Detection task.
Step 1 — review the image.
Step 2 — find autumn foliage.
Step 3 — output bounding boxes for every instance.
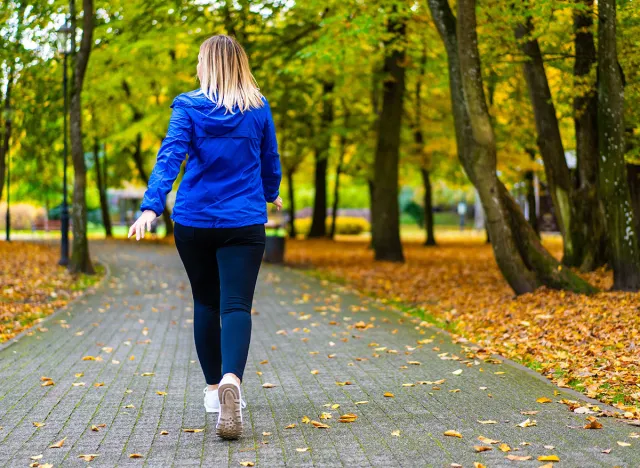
[286,235,640,418]
[0,242,102,342]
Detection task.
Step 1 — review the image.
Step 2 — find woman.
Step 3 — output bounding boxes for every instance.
[128,35,282,440]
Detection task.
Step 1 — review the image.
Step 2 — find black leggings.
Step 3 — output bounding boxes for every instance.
[173,222,265,384]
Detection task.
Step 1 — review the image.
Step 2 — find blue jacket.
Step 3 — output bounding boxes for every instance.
[140,89,282,228]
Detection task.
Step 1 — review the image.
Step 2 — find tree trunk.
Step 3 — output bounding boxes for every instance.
[287,169,297,238]
[309,81,334,238]
[0,1,25,202]
[421,168,436,246]
[329,135,345,240]
[69,0,95,274]
[93,139,112,238]
[131,133,174,236]
[524,169,538,235]
[367,179,375,250]
[573,0,607,271]
[515,15,582,266]
[428,0,595,294]
[372,7,406,262]
[597,0,640,290]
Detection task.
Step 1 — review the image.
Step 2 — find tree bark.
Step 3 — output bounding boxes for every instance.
[573,0,607,271]
[372,7,406,262]
[287,169,297,238]
[420,168,436,246]
[93,139,112,238]
[428,0,595,294]
[329,133,345,239]
[515,15,582,266]
[597,0,640,290]
[308,81,334,238]
[69,0,95,274]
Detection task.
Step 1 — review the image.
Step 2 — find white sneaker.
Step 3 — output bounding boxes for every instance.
[203,386,247,413]
[215,376,245,439]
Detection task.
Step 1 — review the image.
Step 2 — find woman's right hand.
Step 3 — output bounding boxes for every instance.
[272,196,283,211]
[128,210,158,240]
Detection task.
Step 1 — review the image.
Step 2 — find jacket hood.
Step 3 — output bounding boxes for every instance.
[171,90,248,137]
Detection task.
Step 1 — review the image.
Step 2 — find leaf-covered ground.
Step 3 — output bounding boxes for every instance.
[285,234,640,419]
[0,242,103,343]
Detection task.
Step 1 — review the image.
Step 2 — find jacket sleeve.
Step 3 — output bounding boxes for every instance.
[260,101,282,203]
[140,101,191,217]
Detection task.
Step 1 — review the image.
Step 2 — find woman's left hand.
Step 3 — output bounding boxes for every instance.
[272,196,283,211]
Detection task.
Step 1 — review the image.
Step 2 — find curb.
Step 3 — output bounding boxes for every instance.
[0,255,112,353]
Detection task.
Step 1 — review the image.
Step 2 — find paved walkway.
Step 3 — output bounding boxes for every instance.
[0,241,638,467]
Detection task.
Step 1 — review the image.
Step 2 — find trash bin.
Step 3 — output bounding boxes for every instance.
[264,221,286,264]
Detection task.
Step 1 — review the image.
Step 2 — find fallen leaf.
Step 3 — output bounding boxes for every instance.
[338,413,358,423]
[295,447,310,452]
[444,430,463,438]
[311,420,330,429]
[262,431,272,436]
[517,418,537,428]
[391,430,401,436]
[583,416,603,429]
[498,443,511,452]
[536,397,552,403]
[538,455,560,462]
[140,372,154,377]
[384,392,395,397]
[617,441,631,447]
[452,369,463,375]
[129,453,143,458]
[30,455,43,460]
[160,430,169,435]
[285,424,296,429]
[82,356,96,361]
[49,437,66,448]
[240,462,255,467]
[506,454,532,461]
[474,445,492,452]
[78,454,99,461]
[262,383,276,388]
[156,391,167,396]
[33,422,45,428]
[183,428,204,433]
[478,435,500,444]
[310,370,319,375]
[477,420,498,424]
[354,401,369,405]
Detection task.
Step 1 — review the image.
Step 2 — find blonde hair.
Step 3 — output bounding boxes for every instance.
[198,35,264,114]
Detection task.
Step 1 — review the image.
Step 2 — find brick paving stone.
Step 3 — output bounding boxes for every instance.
[0,240,638,468]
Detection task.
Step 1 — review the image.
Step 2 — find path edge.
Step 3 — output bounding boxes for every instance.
[0,254,112,353]
[284,264,636,423]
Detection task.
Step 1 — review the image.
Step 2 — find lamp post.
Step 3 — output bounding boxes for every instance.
[57,22,72,265]
[4,106,11,242]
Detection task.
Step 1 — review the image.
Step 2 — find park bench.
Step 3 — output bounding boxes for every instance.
[31,219,62,232]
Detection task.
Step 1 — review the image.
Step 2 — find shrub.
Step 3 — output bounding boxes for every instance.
[0,203,45,230]
[293,216,370,236]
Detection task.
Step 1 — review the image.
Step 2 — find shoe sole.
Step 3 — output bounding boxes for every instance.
[216,383,243,439]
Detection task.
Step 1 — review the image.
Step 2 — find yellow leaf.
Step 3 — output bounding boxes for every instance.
[240,462,255,467]
[129,453,144,458]
[310,370,319,375]
[407,361,421,365]
[94,382,104,387]
[538,455,560,462]
[383,392,394,397]
[41,380,55,387]
[474,463,486,468]
[78,454,99,461]
[32,422,45,428]
[160,430,169,435]
[49,437,66,448]
[474,445,492,452]
[311,420,330,429]
[30,455,43,460]
[183,428,204,433]
[141,372,155,377]
[262,383,276,388]
[295,447,310,452]
[617,441,631,447]
[444,430,462,438]
[75,372,84,378]
[517,418,537,428]
[536,397,552,403]
[506,454,532,461]
[82,356,96,361]
[452,369,463,375]
[156,391,167,396]
[301,416,310,424]
[260,360,269,364]
[262,431,272,436]
[354,401,369,405]
[498,443,511,452]
[477,435,500,444]
[477,420,497,424]
[331,404,340,409]
[285,424,296,429]
[391,430,401,436]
